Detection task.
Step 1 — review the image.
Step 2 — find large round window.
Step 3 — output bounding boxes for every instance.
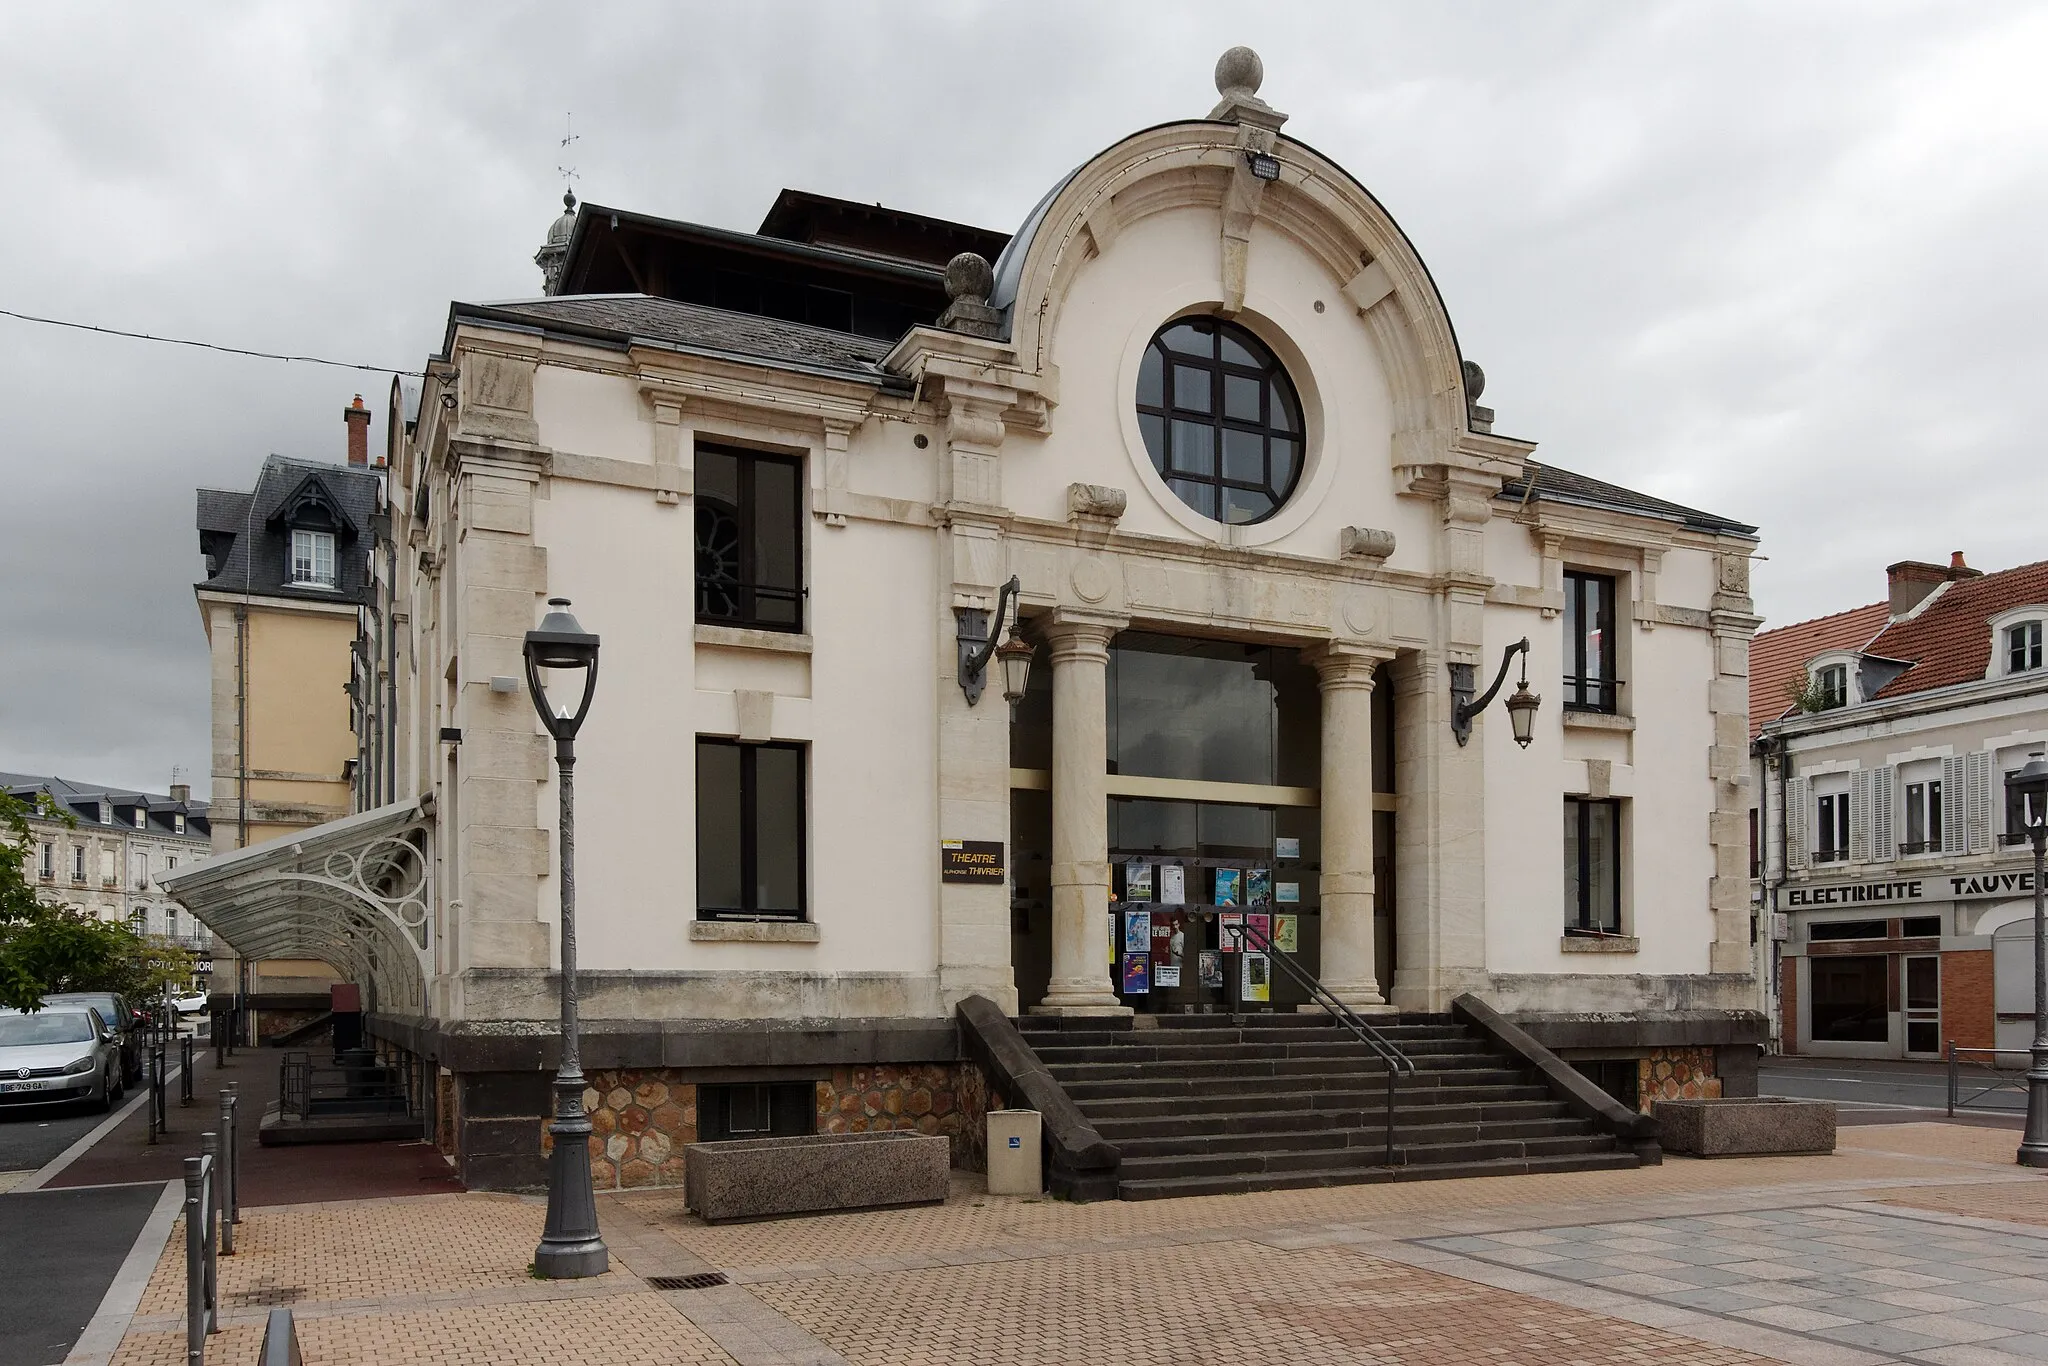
[1136,317,1303,525]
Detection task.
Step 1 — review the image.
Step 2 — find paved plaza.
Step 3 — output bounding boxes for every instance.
[98,1121,2048,1365]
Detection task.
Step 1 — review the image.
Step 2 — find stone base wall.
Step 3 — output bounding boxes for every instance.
[955,1062,1001,1174]
[254,1007,328,1044]
[1637,1046,1722,1113]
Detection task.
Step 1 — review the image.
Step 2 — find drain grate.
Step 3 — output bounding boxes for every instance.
[648,1273,729,1291]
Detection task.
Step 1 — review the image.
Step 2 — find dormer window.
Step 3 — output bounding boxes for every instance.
[1815,663,1848,711]
[291,529,337,587]
[2009,621,2043,675]
[133,806,147,829]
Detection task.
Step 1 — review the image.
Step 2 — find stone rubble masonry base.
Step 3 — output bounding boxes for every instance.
[1638,1045,1721,1114]
[1653,1096,1838,1156]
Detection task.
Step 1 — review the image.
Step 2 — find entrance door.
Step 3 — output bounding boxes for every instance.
[1904,954,1941,1058]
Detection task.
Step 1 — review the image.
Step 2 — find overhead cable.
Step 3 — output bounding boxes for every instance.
[0,305,424,377]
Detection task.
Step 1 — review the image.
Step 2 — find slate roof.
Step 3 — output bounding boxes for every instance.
[1747,602,1891,738]
[1498,461,1756,538]
[448,295,911,391]
[1865,559,2048,700]
[195,456,380,605]
[1,771,210,840]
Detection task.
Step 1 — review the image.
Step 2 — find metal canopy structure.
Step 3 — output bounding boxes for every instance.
[158,799,433,1015]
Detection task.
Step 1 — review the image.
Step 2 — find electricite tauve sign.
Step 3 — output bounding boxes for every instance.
[940,839,1005,884]
[1788,870,2039,908]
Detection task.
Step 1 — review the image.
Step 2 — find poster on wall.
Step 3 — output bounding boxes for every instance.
[1214,867,1242,906]
[1154,965,1181,987]
[1125,862,1153,903]
[1122,952,1151,994]
[1160,864,1186,906]
[1241,951,1272,1002]
[1246,912,1271,950]
[1123,909,1152,955]
[1276,881,1300,904]
[1198,950,1224,988]
[1274,913,1299,954]
[1218,911,1244,950]
[1109,911,1118,965]
[1248,868,1271,906]
[1151,911,1184,971]
[1275,836,1301,860]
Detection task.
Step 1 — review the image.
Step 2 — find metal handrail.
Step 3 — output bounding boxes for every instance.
[1948,1040,2029,1116]
[1236,919,1415,1168]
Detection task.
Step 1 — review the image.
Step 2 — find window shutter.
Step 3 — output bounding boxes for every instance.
[1871,766,1894,861]
[1967,751,1993,852]
[1942,755,1967,853]
[1786,777,1809,870]
[1850,772,1871,862]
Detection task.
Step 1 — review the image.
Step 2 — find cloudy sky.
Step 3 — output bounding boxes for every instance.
[2,2,2044,797]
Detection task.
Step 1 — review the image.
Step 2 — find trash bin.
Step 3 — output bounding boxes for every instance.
[986,1108,1042,1195]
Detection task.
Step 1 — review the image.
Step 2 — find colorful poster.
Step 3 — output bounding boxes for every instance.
[1275,836,1301,860]
[1160,863,1186,906]
[1241,951,1271,1003]
[1198,950,1224,988]
[1123,909,1152,955]
[1218,911,1244,950]
[1246,912,1271,950]
[1154,965,1182,988]
[1274,913,1299,954]
[1110,910,1118,964]
[1125,862,1153,903]
[1276,881,1300,904]
[1151,911,1183,969]
[1247,867,1271,906]
[1164,915,1187,967]
[1122,952,1151,994]
[1214,867,1242,906]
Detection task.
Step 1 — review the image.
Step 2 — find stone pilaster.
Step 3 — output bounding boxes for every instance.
[1708,548,1764,978]
[1032,612,1129,1016]
[1389,647,1491,1012]
[1305,642,1398,1014]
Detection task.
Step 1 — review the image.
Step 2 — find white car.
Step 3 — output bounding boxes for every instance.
[172,992,210,1015]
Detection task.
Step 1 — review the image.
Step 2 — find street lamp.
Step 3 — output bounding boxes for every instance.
[1450,637,1541,749]
[2005,752,2048,1168]
[523,597,608,1278]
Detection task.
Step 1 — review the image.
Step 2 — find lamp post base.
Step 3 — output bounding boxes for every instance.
[2021,1057,2048,1168]
[532,1075,608,1279]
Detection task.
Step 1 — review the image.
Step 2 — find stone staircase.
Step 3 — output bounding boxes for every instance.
[1015,1012,1642,1200]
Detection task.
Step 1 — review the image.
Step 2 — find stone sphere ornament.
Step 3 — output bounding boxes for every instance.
[944,252,995,304]
[1215,46,1264,98]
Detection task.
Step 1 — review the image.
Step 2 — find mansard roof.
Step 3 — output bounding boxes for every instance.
[194,455,379,605]
[1748,602,1890,738]
[1865,559,2048,700]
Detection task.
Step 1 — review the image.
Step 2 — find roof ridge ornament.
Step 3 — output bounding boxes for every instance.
[936,252,1003,339]
[1209,46,1287,135]
[535,189,578,296]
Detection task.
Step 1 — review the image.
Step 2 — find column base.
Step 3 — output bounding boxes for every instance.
[1030,986,1132,1017]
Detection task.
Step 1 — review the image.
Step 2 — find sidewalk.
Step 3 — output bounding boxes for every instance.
[101,1120,2048,1366]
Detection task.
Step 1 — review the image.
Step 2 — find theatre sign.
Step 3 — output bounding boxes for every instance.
[1787,870,2040,908]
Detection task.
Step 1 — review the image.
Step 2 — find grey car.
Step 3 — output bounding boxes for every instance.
[0,1007,122,1113]
[42,991,142,1087]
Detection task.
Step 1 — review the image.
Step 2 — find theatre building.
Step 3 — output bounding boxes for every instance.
[1752,554,2048,1058]
[168,51,1766,1193]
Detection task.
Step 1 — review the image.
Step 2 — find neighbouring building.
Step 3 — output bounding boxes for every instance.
[1752,553,2048,1059]
[1,772,213,954]
[170,51,1765,1191]
[191,400,384,1038]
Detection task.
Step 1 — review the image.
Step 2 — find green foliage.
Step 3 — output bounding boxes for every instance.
[1783,675,1833,715]
[0,790,158,1012]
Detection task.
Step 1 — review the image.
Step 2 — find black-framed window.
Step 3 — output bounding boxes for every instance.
[1808,919,1886,941]
[695,445,803,631]
[1816,790,1850,863]
[1814,663,1848,710]
[697,1082,816,1142]
[1748,808,1760,879]
[1811,955,1888,1042]
[1902,779,1942,856]
[1562,571,1619,712]
[1564,797,1622,934]
[2010,621,2044,675]
[1135,317,1303,526]
[696,739,806,920]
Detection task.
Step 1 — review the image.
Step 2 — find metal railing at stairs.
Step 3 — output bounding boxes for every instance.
[1236,919,1416,1168]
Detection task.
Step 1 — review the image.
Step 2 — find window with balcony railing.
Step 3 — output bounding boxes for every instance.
[1816,791,1850,863]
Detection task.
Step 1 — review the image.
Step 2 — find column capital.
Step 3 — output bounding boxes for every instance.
[1037,609,1127,662]
[1304,639,1397,689]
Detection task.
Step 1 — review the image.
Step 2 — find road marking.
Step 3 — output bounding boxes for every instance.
[61,1179,181,1366]
[11,1065,180,1194]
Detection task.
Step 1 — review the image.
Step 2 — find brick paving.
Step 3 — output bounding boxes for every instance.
[106,1120,2048,1365]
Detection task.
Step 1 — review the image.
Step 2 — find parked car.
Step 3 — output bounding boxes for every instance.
[41,991,142,1087]
[0,1006,122,1113]
[172,992,209,1016]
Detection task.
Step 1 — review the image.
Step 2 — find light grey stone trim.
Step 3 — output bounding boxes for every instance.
[689,920,821,944]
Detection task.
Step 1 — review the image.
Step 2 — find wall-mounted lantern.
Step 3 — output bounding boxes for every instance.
[957,576,1034,707]
[1450,637,1541,749]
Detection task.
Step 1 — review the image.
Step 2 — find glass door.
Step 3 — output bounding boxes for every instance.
[1904,954,1941,1058]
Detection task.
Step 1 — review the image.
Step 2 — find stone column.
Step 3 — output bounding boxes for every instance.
[1308,643,1397,1015]
[1033,613,1130,1016]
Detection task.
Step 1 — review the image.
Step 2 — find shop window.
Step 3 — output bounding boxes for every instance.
[290,528,336,587]
[1815,791,1850,863]
[697,1082,816,1142]
[1564,797,1622,934]
[695,445,803,631]
[1814,663,1848,711]
[695,739,806,921]
[2009,621,2043,675]
[1562,571,1619,712]
[1901,915,1941,938]
[1136,317,1303,525]
[1811,955,1888,1042]
[1809,919,1886,941]
[1902,779,1943,856]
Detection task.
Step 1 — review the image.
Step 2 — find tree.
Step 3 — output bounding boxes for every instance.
[0,790,148,1012]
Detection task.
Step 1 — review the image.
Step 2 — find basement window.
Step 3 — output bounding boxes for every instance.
[697,1082,816,1143]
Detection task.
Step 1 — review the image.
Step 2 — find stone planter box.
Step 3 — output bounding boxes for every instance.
[683,1130,950,1223]
[1655,1097,1836,1157]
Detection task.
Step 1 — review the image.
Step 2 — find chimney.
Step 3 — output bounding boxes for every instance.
[1948,550,1982,581]
[344,394,371,466]
[169,783,190,804]
[1886,560,1949,619]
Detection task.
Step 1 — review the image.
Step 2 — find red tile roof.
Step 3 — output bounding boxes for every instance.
[1866,560,2048,700]
[1748,602,1889,738]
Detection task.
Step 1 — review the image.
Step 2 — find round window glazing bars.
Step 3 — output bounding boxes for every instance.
[1136,317,1304,525]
